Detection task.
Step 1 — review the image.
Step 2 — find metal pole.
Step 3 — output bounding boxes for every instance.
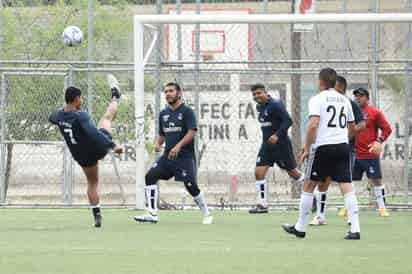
[0,0,3,60]
[87,0,94,115]
[176,0,183,84]
[291,0,302,199]
[154,0,163,151]
[263,0,269,13]
[371,0,378,107]
[0,73,7,203]
[194,0,201,166]
[403,0,411,204]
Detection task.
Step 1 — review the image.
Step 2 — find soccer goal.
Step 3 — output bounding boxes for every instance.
[134,13,412,209]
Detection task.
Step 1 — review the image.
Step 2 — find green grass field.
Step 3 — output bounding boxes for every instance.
[0,209,411,274]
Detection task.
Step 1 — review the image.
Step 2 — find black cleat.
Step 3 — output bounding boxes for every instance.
[248,204,269,214]
[107,74,121,99]
[281,224,306,238]
[344,231,360,240]
[94,214,102,228]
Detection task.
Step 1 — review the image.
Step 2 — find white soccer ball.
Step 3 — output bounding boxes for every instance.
[62,26,83,47]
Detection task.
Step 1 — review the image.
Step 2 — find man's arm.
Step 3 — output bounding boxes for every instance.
[155,135,165,152]
[368,110,392,156]
[269,101,293,144]
[302,116,319,162]
[376,110,392,142]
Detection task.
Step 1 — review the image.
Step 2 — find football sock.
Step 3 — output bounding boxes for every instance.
[145,185,158,216]
[317,191,327,219]
[255,180,268,206]
[194,192,210,217]
[295,192,313,232]
[91,205,101,217]
[374,185,386,209]
[344,192,360,233]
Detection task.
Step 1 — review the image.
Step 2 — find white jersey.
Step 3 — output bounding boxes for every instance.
[308,89,354,147]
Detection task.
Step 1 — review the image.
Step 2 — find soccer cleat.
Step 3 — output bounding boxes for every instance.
[338,208,348,217]
[248,204,269,214]
[281,224,306,238]
[133,212,158,224]
[309,216,327,226]
[379,208,390,217]
[107,74,121,99]
[344,231,360,240]
[94,214,102,228]
[202,215,214,225]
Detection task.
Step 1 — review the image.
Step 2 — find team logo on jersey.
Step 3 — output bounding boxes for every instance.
[163,115,170,122]
[182,169,187,177]
[177,113,183,120]
[169,122,175,127]
[363,114,368,120]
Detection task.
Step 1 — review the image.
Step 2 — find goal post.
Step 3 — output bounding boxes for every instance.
[134,13,412,209]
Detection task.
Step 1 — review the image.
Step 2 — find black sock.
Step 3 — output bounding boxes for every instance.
[92,207,101,217]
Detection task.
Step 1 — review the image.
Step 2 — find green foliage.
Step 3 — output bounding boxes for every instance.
[1,2,153,149]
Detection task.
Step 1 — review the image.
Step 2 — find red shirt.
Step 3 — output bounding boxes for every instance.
[355,104,392,159]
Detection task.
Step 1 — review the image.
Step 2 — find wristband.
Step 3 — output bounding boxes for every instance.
[376,137,384,143]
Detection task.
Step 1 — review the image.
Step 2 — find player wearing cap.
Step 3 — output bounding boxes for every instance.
[352,87,392,217]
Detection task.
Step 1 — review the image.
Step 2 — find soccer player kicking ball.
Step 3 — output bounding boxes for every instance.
[134,82,213,225]
[49,74,124,227]
[249,84,304,214]
[282,68,361,240]
[352,87,392,217]
[310,76,365,226]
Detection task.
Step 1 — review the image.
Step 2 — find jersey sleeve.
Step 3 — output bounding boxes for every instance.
[158,113,165,136]
[49,110,59,125]
[308,96,321,117]
[376,110,392,141]
[272,101,292,137]
[351,100,364,124]
[184,108,197,131]
[78,112,115,150]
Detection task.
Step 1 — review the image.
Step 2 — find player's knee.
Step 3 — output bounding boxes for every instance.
[255,169,265,180]
[145,171,158,186]
[184,181,200,197]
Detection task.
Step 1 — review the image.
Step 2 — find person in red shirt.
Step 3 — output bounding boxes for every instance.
[353,87,392,217]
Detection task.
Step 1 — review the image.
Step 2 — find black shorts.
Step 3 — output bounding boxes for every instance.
[352,158,382,180]
[146,155,197,184]
[77,128,113,167]
[305,143,352,183]
[256,139,297,171]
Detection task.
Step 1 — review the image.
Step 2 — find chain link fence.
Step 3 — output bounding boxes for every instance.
[0,0,410,208]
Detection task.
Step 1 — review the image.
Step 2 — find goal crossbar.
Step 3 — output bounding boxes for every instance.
[134,13,412,24]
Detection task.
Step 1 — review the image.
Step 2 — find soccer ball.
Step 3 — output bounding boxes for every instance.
[62,26,83,47]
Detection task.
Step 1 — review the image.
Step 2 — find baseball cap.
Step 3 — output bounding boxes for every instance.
[353,87,369,98]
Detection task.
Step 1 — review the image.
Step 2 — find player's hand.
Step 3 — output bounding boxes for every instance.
[168,144,181,160]
[154,142,162,153]
[267,134,279,145]
[113,145,124,154]
[368,141,382,156]
[300,148,309,163]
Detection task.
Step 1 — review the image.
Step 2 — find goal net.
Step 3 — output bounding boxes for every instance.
[134,13,412,209]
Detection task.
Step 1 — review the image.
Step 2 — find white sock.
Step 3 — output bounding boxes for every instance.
[316,191,327,220]
[295,192,313,232]
[344,192,360,233]
[145,185,158,216]
[255,180,268,206]
[194,192,210,217]
[374,185,386,209]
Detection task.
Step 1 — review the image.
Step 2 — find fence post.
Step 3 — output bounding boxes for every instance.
[0,73,7,203]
